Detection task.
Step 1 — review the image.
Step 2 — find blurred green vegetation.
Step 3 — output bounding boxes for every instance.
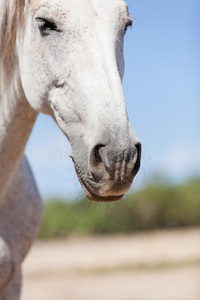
[38,177,200,239]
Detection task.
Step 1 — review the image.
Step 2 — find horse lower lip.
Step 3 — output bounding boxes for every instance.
[81,176,123,202]
[89,194,124,202]
[84,185,124,202]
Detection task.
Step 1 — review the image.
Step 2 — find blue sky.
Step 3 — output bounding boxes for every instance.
[25,0,200,199]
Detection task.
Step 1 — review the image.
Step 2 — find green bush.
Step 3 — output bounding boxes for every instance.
[38,177,200,239]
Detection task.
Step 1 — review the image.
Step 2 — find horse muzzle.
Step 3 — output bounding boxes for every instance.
[71,141,141,202]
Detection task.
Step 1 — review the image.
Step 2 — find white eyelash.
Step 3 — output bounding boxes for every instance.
[38,20,46,28]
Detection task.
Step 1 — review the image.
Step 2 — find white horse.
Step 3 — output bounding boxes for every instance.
[0,0,141,298]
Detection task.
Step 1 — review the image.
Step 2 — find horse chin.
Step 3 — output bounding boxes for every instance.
[83,185,124,202]
[82,184,124,202]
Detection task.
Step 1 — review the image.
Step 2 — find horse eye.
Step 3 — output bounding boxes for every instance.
[35,18,60,36]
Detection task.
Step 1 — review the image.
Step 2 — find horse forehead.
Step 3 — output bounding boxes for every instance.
[30,0,127,13]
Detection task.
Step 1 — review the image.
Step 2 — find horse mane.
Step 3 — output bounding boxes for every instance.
[0,0,27,101]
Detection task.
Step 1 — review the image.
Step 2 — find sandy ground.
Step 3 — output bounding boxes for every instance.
[21,229,200,300]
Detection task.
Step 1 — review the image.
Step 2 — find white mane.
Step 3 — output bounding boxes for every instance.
[0,0,26,103]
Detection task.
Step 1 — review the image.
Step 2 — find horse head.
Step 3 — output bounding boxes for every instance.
[17,0,141,201]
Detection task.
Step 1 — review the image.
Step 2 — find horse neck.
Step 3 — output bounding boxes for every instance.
[0,88,38,198]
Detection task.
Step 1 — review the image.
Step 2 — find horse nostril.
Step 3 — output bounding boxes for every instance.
[132,142,142,175]
[94,145,103,163]
[92,144,105,165]
[135,142,142,158]
[89,144,106,183]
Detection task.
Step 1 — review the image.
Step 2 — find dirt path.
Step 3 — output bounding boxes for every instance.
[21,229,200,300]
